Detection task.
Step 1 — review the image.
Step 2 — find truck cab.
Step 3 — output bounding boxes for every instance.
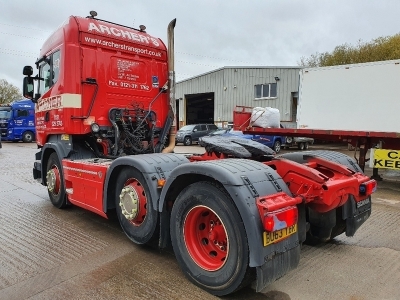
[0,100,35,142]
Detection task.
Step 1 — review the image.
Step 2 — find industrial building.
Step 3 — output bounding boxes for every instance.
[175,66,302,129]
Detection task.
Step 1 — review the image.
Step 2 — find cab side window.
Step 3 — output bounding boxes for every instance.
[16,109,29,117]
[39,50,61,95]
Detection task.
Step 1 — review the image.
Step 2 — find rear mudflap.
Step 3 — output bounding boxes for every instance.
[256,234,300,292]
[343,195,372,237]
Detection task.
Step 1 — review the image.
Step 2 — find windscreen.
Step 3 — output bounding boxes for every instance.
[179,125,195,131]
[0,108,11,119]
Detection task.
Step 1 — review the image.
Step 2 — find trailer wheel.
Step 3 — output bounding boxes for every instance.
[170,181,252,296]
[298,142,305,150]
[304,143,309,150]
[46,152,67,208]
[115,167,158,244]
[184,136,192,146]
[22,131,34,143]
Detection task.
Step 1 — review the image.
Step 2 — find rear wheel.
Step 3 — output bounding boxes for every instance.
[46,152,67,208]
[298,142,305,150]
[184,136,192,146]
[170,181,252,296]
[304,143,309,150]
[22,131,34,143]
[115,167,158,244]
[273,140,281,153]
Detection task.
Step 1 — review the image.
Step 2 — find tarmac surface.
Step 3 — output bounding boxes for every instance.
[0,141,399,300]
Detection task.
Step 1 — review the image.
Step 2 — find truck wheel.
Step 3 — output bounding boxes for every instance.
[184,136,192,146]
[170,181,252,296]
[298,142,305,150]
[22,131,34,143]
[304,143,309,150]
[46,152,67,208]
[273,140,281,153]
[115,167,158,244]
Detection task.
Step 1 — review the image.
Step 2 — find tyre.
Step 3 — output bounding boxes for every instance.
[46,152,67,208]
[115,167,158,244]
[170,181,252,296]
[183,136,192,146]
[22,131,34,143]
[273,140,281,153]
[304,143,309,150]
[298,142,305,150]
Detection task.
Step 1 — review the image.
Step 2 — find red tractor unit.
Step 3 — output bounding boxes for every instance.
[22,12,376,296]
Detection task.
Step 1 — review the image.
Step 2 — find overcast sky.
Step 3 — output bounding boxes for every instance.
[1,0,400,90]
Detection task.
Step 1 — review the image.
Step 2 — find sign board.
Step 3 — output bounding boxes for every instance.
[370,149,400,170]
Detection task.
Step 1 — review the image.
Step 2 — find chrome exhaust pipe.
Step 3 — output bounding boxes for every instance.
[162,18,177,153]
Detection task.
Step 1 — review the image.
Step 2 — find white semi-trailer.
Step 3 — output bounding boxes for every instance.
[297,59,400,132]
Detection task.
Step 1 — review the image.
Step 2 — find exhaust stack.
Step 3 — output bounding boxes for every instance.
[162,18,177,153]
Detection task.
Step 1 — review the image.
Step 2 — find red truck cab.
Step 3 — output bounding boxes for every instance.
[25,14,169,148]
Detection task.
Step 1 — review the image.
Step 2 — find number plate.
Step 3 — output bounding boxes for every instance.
[263,224,297,246]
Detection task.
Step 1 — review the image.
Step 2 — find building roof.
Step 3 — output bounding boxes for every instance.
[177,66,303,84]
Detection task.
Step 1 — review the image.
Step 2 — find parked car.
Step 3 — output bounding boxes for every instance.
[208,129,284,153]
[176,124,219,146]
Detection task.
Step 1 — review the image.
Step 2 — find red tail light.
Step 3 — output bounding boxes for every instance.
[263,206,298,232]
[359,179,377,195]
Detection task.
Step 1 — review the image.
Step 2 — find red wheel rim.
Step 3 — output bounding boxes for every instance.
[124,179,147,226]
[183,205,229,271]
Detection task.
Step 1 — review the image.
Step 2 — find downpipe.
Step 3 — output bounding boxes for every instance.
[162,18,177,153]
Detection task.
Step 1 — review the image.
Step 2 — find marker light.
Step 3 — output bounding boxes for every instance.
[359,179,377,195]
[91,122,100,133]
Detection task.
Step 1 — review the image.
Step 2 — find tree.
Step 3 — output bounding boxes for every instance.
[299,33,400,67]
[0,79,23,104]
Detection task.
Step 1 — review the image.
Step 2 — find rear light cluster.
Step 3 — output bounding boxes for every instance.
[359,179,377,195]
[263,206,298,232]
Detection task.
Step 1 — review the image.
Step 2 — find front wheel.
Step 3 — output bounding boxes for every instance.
[184,136,192,146]
[170,182,252,296]
[46,152,67,208]
[22,131,34,143]
[115,167,158,244]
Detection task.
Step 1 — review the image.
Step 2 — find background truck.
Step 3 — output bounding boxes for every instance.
[22,12,376,296]
[0,99,35,142]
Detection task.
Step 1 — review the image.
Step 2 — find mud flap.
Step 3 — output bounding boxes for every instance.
[343,195,372,237]
[255,243,300,292]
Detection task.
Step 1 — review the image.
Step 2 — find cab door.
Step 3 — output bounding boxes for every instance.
[192,125,205,142]
[12,109,30,139]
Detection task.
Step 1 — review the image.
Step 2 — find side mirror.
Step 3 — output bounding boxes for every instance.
[23,66,33,76]
[23,77,34,100]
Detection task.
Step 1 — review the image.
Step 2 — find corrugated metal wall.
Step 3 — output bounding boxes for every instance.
[176,66,301,124]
